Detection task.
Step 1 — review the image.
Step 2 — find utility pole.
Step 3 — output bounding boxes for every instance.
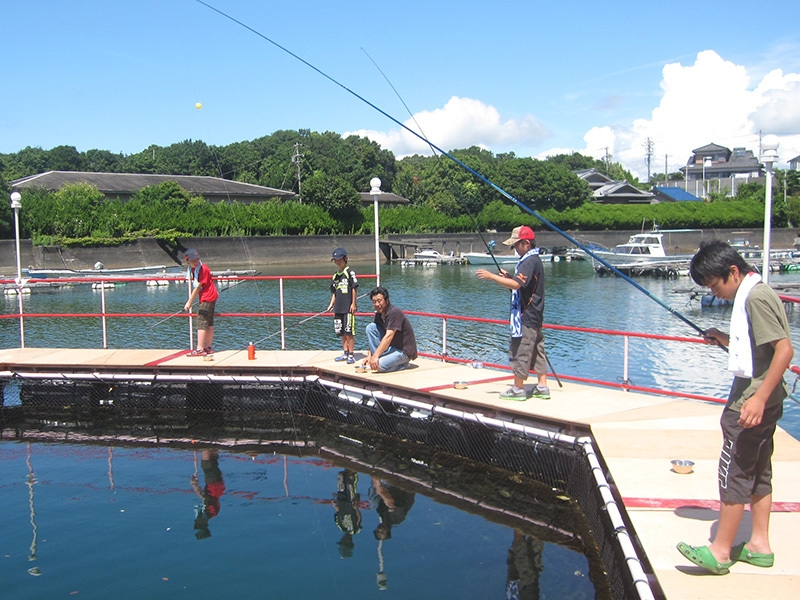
[603,147,611,175]
[643,138,654,184]
[664,154,669,185]
[292,142,303,203]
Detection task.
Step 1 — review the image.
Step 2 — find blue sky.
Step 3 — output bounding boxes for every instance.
[3,1,799,179]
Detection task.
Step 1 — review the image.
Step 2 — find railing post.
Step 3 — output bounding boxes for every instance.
[16,284,25,348]
[100,281,108,349]
[186,269,194,351]
[623,335,630,388]
[441,317,447,360]
[279,278,286,350]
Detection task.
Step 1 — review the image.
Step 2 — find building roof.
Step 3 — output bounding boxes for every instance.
[593,180,653,204]
[574,168,614,190]
[691,142,730,154]
[358,191,411,205]
[9,171,296,202]
[651,186,703,202]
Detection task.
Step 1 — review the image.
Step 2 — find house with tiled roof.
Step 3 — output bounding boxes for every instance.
[9,171,296,203]
[789,154,800,171]
[679,143,763,182]
[573,168,614,191]
[574,169,653,204]
[592,180,654,204]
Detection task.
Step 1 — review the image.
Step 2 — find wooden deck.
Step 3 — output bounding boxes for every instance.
[1,346,799,599]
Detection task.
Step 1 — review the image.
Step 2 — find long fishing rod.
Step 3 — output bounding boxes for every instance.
[195,1,713,343]
[363,48,563,387]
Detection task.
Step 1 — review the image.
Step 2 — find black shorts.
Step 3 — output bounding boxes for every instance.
[718,402,782,504]
[333,313,355,337]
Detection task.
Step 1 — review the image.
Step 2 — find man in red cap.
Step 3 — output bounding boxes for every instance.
[476,226,550,400]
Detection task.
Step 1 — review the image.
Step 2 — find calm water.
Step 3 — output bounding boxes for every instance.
[3,259,800,598]
[0,442,593,599]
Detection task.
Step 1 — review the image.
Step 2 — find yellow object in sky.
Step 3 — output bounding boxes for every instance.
[195,102,202,110]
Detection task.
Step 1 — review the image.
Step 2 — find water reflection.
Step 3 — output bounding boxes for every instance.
[332,469,362,557]
[0,441,604,600]
[191,449,226,539]
[0,415,600,599]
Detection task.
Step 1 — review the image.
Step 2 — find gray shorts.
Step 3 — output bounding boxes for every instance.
[718,402,782,504]
[509,325,547,381]
[196,301,216,330]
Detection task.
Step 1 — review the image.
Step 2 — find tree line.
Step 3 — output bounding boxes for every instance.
[1,129,799,245]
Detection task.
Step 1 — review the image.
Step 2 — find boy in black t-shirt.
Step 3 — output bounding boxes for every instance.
[326,247,359,364]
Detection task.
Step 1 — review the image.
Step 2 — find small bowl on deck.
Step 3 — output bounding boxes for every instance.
[354,365,368,374]
[671,459,694,474]
[453,381,468,390]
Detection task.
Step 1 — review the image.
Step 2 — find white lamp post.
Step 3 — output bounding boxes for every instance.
[702,157,712,199]
[370,177,382,287]
[10,191,25,347]
[760,135,780,284]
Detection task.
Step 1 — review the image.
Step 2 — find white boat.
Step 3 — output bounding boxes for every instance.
[24,265,179,280]
[410,249,464,265]
[461,251,519,266]
[413,249,444,263]
[576,231,695,269]
[463,247,578,265]
[728,236,798,263]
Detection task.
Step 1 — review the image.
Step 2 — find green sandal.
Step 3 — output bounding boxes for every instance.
[733,543,774,568]
[676,542,733,575]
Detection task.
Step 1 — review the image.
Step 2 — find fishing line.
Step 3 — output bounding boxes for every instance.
[251,291,372,348]
[362,47,563,386]
[194,0,714,343]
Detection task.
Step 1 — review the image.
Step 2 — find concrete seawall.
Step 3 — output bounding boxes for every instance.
[2,229,798,272]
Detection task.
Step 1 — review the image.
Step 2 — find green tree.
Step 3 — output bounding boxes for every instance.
[302,171,362,220]
[48,145,85,172]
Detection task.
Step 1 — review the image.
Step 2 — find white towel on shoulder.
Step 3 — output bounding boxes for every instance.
[728,271,761,378]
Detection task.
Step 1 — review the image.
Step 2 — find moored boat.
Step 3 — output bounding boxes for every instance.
[24,264,180,279]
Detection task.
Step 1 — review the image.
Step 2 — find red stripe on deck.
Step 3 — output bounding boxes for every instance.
[144,350,192,367]
[623,498,800,512]
[419,375,513,393]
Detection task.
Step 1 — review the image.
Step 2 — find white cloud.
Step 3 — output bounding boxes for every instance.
[348,52,800,177]
[346,96,549,158]
[580,51,800,178]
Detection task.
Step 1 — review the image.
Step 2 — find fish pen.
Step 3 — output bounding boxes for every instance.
[1,371,658,600]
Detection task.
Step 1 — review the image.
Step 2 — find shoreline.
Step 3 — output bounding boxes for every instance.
[2,228,797,272]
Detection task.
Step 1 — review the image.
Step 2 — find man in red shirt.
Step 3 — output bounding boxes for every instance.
[184,248,219,356]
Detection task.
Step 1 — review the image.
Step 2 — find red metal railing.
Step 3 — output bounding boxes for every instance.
[6,274,799,405]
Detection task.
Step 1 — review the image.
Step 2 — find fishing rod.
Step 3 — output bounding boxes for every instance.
[146,271,262,332]
[251,291,372,348]
[194,1,714,344]
[363,48,563,387]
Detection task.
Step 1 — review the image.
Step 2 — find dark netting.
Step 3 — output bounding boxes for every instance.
[1,375,653,600]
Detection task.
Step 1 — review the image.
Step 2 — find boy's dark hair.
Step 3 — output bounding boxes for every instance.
[689,240,753,286]
[369,286,390,302]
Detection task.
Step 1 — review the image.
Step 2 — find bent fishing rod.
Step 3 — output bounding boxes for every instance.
[195,1,714,343]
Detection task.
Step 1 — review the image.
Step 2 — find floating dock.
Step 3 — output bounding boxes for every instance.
[1,347,799,599]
